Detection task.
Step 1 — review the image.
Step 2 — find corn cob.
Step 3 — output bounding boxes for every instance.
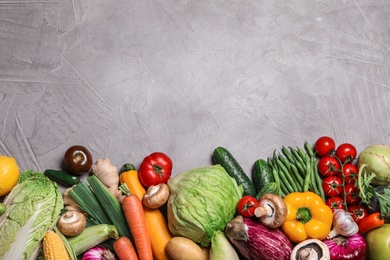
[43,230,70,260]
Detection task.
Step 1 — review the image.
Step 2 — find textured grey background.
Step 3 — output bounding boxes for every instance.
[1,0,390,186]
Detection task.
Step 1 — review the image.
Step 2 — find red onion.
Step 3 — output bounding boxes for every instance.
[323,234,367,260]
[82,245,116,260]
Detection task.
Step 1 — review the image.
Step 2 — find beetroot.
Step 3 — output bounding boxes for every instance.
[225,215,293,260]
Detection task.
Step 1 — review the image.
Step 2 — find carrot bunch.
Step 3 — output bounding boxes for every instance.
[114,183,153,260]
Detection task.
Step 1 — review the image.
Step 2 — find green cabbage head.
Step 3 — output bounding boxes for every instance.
[358,144,390,186]
[167,165,244,246]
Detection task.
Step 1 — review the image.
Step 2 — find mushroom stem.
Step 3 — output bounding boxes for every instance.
[61,210,80,223]
[298,248,318,260]
[290,239,330,260]
[254,193,287,228]
[254,204,273,218]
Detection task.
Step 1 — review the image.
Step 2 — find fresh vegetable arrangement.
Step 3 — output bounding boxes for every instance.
[2,137,390,260]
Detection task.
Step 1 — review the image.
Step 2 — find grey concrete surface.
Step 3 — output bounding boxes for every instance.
[1,0,390,186]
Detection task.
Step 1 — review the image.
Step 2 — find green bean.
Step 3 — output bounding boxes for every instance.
[279,188,286,198]
[278,154,291,172]
[275,158,299,192]
[279,181,290,196]
[293,159,306,178]
[271,166,286,196]
[282,146,295,164]
[267,157,275,170]
[290,163,304,191]
[304,141,315,158]
[279,153,304,191]
[289,147,305,166]
[303,154,312,192]
[297,147,310,164]
[273,162,295,193]
[311,157,325,200]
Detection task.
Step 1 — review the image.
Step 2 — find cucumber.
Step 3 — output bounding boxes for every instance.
[213,147,256,196]
[44,169,80,187]
[252,159,275,193]
[255,182,279,200]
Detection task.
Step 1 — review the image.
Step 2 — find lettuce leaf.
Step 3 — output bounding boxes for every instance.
[0,170,63,260]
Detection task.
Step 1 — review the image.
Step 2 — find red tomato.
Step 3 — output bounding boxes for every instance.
[343,184,361,205]
[322,176,343,197]
[315,136,336,157]
[237,196,259,217]
[335,143,357,163]
[338,163,358,185]
[326,197,346,212]
[139,152,173,187]
[348,204,369,224]
[318,156,341,177]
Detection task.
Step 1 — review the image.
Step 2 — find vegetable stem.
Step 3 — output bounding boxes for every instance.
[296,207,312,224]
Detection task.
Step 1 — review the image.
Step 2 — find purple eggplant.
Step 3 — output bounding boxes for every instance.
[225,215,293,260]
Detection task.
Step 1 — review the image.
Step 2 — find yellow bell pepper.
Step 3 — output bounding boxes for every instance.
[281,191,333,243]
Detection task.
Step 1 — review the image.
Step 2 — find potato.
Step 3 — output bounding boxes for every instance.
[200,246,210,259]
[166,236,206,260]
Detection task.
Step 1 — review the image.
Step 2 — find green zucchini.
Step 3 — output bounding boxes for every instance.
[213,147,256,196]
[252,159,274,193]
[255,182,279,200]
[44,169,80,187]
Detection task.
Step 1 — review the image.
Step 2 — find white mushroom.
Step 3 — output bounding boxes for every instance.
[254,193,287,228]
[142,183,170,209]
[57,210,87,237]
[290,239,330,260]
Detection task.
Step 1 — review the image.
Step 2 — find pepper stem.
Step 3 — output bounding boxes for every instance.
[296,207,312,224]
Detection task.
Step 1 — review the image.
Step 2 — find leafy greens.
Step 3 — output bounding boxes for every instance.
[0,170,63,260]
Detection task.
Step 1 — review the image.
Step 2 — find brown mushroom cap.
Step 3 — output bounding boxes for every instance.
[290,239,330,260]
[143,183,170,209]
[57,210,87,237]
[255,193,287,228]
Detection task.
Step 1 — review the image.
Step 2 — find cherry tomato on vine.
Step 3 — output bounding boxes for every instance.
[318,156,341,177]
[139,152,173,187]
[315,136,336,157]
[348,204,369,224]
[237,196,259,217]
[335,143,357,163]
[338,163,358,185]
[325,196,346,213]
[64,145,93,175]
[343,184,361,205]
[322,176,343,197]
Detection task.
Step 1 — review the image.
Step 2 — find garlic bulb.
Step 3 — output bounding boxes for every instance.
[327,209,359,239]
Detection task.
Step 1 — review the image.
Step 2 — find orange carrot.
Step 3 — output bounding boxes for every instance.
[120,164,172,260]
[114,236,139,260]
[120,183,153,260]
